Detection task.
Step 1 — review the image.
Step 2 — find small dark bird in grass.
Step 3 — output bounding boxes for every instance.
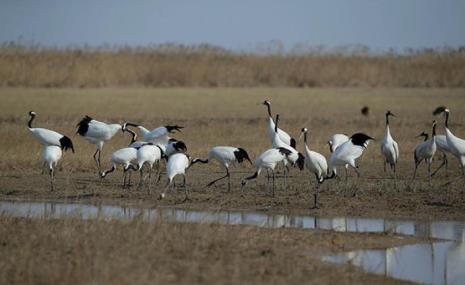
[361,106,370,116]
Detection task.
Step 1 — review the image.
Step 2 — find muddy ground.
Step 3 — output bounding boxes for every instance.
[1,162,464,221]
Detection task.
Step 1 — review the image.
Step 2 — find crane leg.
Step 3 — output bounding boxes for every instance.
[311,180,321,209]
[41,162,47,175]
[93,149,99,167]
[412,160,421,181]
[155,161,162,185]
[159,178,172,200]
[432,159,447,177]
[383,161,386,172]
[444,154,448,177]
[206,168,230,189]
[284,165,289,189]
[182,175,189,202]
[271,169,276,197]
[428,160,433,186]
[148,166,153,192]
[49,168,55,192]
[137,163,144,187]
[122,171,127,188]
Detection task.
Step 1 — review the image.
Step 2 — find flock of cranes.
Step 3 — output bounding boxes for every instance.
[27,102,465,208]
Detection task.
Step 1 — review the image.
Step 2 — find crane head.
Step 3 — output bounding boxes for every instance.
[386,110,395,117]
[166,125,184,133]
[433,106,449,115]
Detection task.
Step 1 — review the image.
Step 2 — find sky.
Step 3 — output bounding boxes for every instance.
[1,0,464,52]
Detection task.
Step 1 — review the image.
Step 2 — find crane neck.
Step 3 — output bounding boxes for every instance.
[445,112,449,128]
[384,124,391,137]
[266,104,272,118]
[274,116,279,133]
[303,132,308,145]
[385,114,389,126]
[432,123,437,137]
[28,114,35,128]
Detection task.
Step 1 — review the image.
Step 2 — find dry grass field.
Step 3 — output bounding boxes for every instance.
[0,216,421,285]
[1,46,464,88]
[1,87,465,219]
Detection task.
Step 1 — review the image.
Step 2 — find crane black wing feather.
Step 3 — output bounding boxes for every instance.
[277,147,292,156]
[350,133,374,147]
[76,115,93,136]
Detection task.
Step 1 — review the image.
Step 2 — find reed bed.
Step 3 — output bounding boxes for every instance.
[1,45,464,88]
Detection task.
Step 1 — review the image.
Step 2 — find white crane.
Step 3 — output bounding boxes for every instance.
[124,122,183,145]
[192,146,252,191]
[76,115,122,169]
[241,147,292,197]
[380,111,399,176]
[412,121,437,183]
[263,100,296,147]
[27,111,74,152]
[100,147,138,188]
[272,114,305,187]
[159,153,202,201]
[301,128,328,208]
[434,107,465,178]
[328,133,350,178]
[42,145,62,191]
[328,134,349,153]
[328,133,374,179]
[136,143,164,188]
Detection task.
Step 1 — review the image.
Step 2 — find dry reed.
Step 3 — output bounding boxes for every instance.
[1,45,464,88]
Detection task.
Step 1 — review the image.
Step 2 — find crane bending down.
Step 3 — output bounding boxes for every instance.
[328,133,374,179]
[159,153,203,202]
[241,147,292,197]
[100,147,139,188]
[193,146,252,191]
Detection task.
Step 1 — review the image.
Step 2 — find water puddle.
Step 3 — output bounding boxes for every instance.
[323,241,465,285]
[0,200,464,285]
